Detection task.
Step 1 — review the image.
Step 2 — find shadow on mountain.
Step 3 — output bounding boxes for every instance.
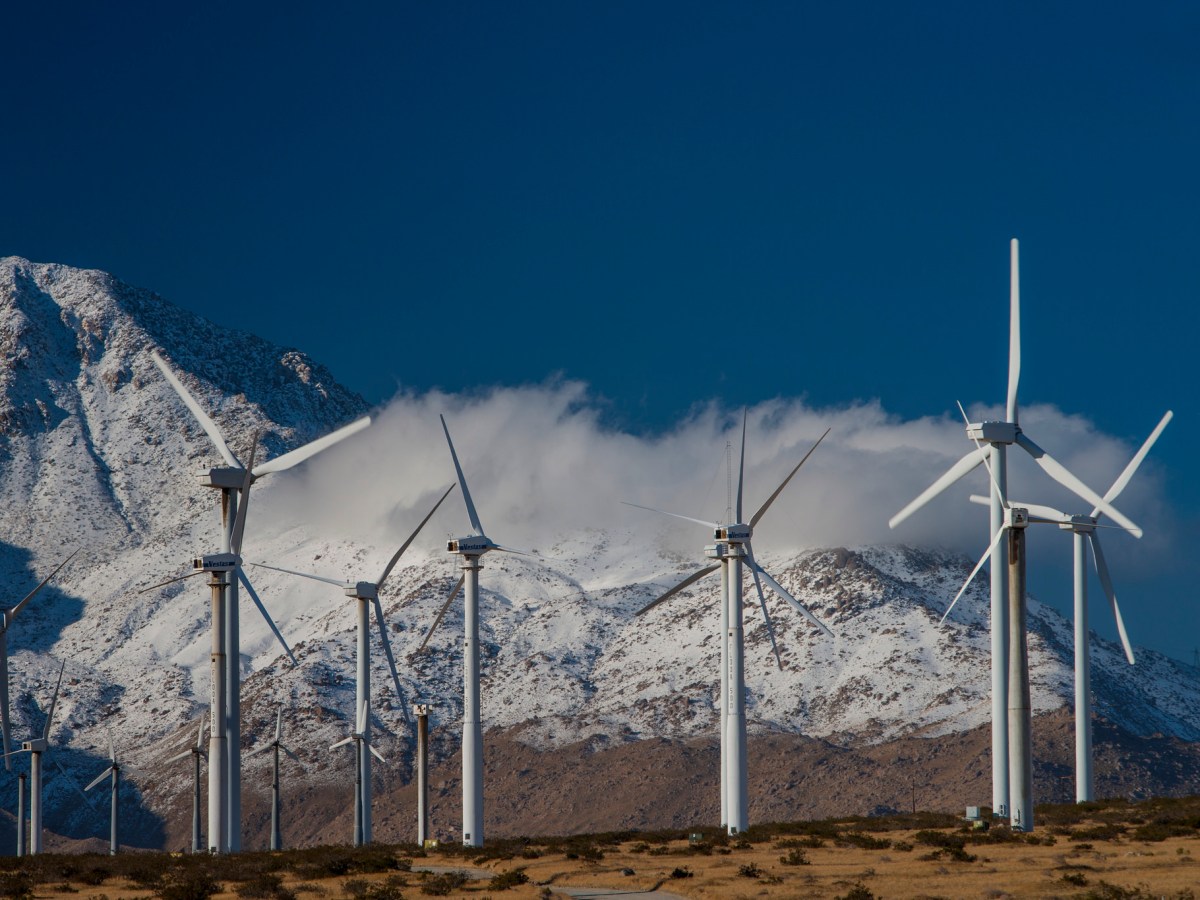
[0,542,85,656]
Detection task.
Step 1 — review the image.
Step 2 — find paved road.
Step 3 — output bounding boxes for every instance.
[555,888,688,899]
[410,863,494,880]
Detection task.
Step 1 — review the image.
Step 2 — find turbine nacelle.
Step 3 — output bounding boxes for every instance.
[344,582,378,600]
[965,421,1019,444]
[1005,507,1030,529]
[714,524,751,542]
[1060,515,1097,534]
[412,703,431,716]
[22,738,48,753]
[447,536,494,555]
[193,553,240,572]
[198,467,247,490]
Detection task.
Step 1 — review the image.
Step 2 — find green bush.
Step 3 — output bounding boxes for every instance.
[487,868,528,891]
[836,832,890,850]
[156,870,221,900]
[418,872,466,897]
[779,848,810,866]
[736,863,762,878]
[0,873,33,900]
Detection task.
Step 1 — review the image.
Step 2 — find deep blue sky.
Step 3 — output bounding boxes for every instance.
[3,4,1197,653]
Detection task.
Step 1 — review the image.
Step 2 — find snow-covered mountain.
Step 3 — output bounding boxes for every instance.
[1,256,1197,848]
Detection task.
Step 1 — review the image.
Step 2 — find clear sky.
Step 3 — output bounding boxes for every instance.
[2,3,1197,656]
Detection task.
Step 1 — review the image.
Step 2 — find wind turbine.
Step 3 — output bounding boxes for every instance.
[166,719,207,853]
[246,707,299,850]
[251,483,454,843]
[141,434,297,854]
[149,350,370,851]
[329,700,385,847]
[7,661,65,854]
[415,415,524,848]
[969,409,1172,803]
[413,702,431,846]
[626,412,833,834]
[84,730,123,855]
[887,239,1141,820]
[1,551,77,769]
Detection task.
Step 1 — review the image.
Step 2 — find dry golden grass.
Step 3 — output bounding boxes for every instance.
[11,801,1200,900]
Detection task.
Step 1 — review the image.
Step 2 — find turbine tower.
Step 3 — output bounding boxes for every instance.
[166,719,207,853]
[416,415,523,848]
[84,731,123,855]
[971,409,1172,803]
[246,708,299,850]
[413,702,431,846]
[149,351,370,851]
[329,701,385,846]
[626,413,833,834]
[252,484,454,843]
[888,239,1141,820]
[8,661,65,854]
[1,552,77,769]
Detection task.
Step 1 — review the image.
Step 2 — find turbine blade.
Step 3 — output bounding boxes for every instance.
[748,558,834,639]
[197,718,206,749]
[237,569,297,666]
[620,501,717,529]
[329,736,354,751]
[491,545,533,556]
[109,728,116,763]
[416,576,463,654]
[138,571,205,594]
[942,526,1007,623]
[150,351,240,467]
[245,743,273,759]
[750,428,831,528]
[166,749,194,764]
[440,415,485,535]
[735,409,747,523]
[230,431,260,557]
[282,746,301,763]
[376,484,457,588]
[746,551,784,671]
[373,595,404,700]
[43,660,65,741]
[1007,238,1021,424]
[84,766,114,792]
[249,562,347,588]
[1,636,10,770]
[54,755,97,809]
[1014,432,1142,537]
[634,564,721,616]
[956,401,1006,506]
[368,744,386,764]
[1089,533,1135,665]
[970,494,1070,522]
[889,445,989,530]
[1093,410,1174,516]
[11,549,79,619]
[251,417,372,477]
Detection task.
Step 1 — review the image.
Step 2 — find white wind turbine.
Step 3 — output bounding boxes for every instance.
[7,661,68,854]
[84,731,123,855]
[165,719,207,853]
[1,551,77,769]
[888,239,1141,820]
[251,482,454,845]
[969,409,1172,803]
[149,350,370,852]
[141,435,298,854]
[414,415,525,848]
[626,412,833,835]
[329,700,385,847]
[246,707,299,850]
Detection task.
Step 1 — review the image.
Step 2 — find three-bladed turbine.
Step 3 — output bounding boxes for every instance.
[166,718,208,852]
[84,730,123,855]
[5,661,68,854]
[887,238,1140,821]
[414,415,521,848]
[149,350,370,852]
[626,412,832,834]
[0,551,77,770]
[329,701,385,846]
[247,707,300,850]
[251,483,454,843]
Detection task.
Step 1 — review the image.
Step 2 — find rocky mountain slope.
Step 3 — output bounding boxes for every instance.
[1,256,1197,851]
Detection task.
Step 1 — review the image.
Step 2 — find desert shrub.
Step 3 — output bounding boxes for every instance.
[893,840,913,852]
[668,867,692,879]
[1061,872,1088,886]
[836,832,890,850]
[629,842,650,854]
[776,836,824,849]
[340,880,368,900]
[0,873,33,900]
[1071,823,1127,842]
[487,868,528,891]
[647,846,669,856]
[519,848,541,860]
[78,868,110,887]
[237,873,287,899]
[779,848,810,866]
[1133,821,1195,842]
[56,885,80,894]
[834,884,876,900]
[736,863,762,878]
[418,873,466,897]
[156,869,221,900]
